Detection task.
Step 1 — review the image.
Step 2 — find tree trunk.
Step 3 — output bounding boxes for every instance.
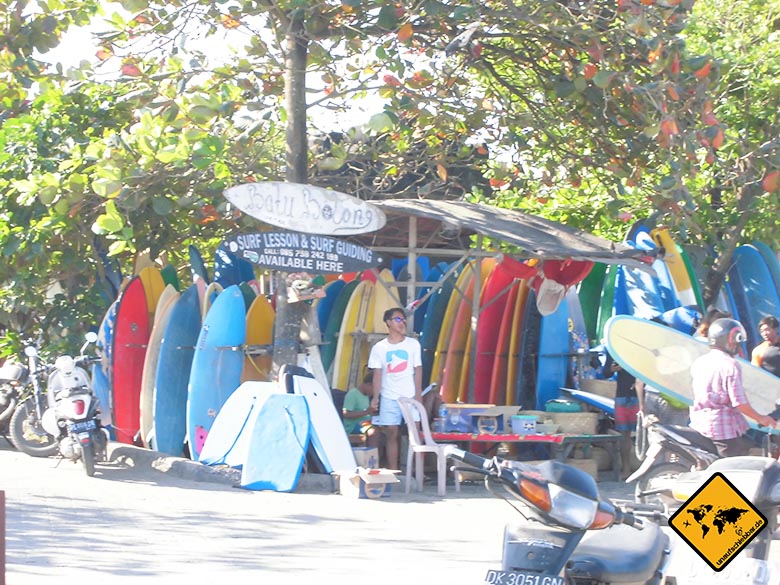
[272,18,309,378]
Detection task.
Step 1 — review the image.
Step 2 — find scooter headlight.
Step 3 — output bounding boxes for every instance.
[54,355,75,374]
[547,484,598,530]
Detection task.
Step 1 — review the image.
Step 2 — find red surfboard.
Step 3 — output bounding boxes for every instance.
[112,276,150,444]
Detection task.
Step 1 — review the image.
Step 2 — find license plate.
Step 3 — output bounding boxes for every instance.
[70,419,96,433]
[485,569,564,585]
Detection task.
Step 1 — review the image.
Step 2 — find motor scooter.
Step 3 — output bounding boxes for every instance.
[40,332,108,476]
[7,341,58,457]
[628,413,721,508]
[449,447,671,584]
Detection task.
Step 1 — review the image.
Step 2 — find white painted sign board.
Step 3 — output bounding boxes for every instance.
[223,182,386,236]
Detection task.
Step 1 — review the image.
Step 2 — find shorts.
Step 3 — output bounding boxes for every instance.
[374,396,420,427]
[614,396,640,432]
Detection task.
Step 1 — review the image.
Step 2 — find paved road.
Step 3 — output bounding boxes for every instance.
[1,441,776,584]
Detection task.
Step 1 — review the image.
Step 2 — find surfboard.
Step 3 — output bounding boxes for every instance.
[633,228,679,312]
[505,281,530,406]
[604,314,780,430]
[321,279,359,376]
[431,261,473,393]
[111,276,150,445]
[331,279,374,391]
[441,258,496,403]
[242,294,275,383]
[535,292,570,410]
[728,244,780,351]
[577,263,607,343]
[153,284,202,457]
[241,393,310,492]
[93,300,117,426]
[560,387,615,416]
[753,241,780,302]
[651,227,698,308]
[420,263,458,388]
[317,279,346,334]
[488,282,520,406]
[160,264,180,291]
[201,281,224,320]
[413,261,446,334]
[138,265,166,317]
[187,284,247,459]
[189,244,210,284]
[370,268,399,333]
[139,285,179,448]
[514,288,542,409]
[473,260,516,403]
[596,264,618,342]
[199,381,278,467]
[395,256,430,306]
[291,374,356,473]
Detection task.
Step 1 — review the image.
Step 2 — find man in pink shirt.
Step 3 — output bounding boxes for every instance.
[690,318,776,457]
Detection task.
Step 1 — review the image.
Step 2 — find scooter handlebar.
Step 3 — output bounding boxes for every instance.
[447,447,493,471]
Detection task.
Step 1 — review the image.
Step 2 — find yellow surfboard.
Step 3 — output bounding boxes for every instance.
[371,268,399,334]
[651,227,697,307]
[201,281,224,320]
[242,294,275,383]
[139,285,180,448]
[431,262,475,398]
[441,258,496,403]
[138,266,166,317]
[331,280,374,391]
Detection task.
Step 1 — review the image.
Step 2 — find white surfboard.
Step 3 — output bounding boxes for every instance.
[198,381,279,467]
[604,315,780,430]
[291,374,356,472]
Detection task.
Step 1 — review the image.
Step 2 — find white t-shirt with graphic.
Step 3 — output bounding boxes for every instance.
[368,336,422,400]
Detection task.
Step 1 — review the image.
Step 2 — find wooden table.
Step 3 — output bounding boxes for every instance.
[430,431,623,480]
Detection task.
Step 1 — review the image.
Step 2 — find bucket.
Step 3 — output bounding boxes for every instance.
[511,415,537,435]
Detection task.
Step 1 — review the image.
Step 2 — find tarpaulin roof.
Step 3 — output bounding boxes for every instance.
[351,199,650,269]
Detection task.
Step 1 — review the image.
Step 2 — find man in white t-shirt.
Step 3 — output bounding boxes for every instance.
[368,307,422,470]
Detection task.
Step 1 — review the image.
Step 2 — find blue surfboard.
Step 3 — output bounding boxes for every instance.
[414,261,447,334]
[728,245,780,351]
[199,381,278,467]
[316,279,346,334]
[753,241,780,303]
[94,300,117,427]
[153,284,201,456]
[535,297,570,410]
[420,263,459,388]
[241,394,310,492]
[561,387,615,416]
[186,284,246,459]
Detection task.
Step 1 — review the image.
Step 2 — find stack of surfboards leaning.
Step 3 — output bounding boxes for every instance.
[92,222,780,490]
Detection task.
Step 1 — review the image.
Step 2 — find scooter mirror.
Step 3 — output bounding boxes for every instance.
[24,346,38,357]
[84,332,98,344]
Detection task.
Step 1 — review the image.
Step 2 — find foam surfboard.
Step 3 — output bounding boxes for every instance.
[139,285,180,448]
[153,284,201,457]
[604,315,780,431]
[111,276,150,445]
[241,393,310,492]
[199,381,279,467]
[187,284,246,459]
[291,374,356,473]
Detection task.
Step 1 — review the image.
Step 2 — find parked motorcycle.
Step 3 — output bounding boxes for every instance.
[39,332,108,476]
[448,447,671,584]
[628,414,721,508]
[7,342,59,457]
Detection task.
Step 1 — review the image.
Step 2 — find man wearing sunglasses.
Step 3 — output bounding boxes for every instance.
[690,318,777,457]
[368,307,423,470]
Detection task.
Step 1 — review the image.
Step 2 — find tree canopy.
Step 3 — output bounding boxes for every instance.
[2,0,780,354]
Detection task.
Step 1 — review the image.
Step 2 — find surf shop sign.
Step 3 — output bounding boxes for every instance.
[223,182,386,236]
[224,231,381,274]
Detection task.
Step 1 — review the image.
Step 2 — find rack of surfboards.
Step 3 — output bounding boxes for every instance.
[94,229,780,475]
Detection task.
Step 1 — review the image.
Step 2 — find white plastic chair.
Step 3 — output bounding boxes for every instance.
[398,397,460,496]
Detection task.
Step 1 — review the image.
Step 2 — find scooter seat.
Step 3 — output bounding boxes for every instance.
[566,521,668,583]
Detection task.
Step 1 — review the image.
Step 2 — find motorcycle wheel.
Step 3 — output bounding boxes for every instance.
[635,461,690,509]
[9,396,58,457]
[81,442,96,477]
